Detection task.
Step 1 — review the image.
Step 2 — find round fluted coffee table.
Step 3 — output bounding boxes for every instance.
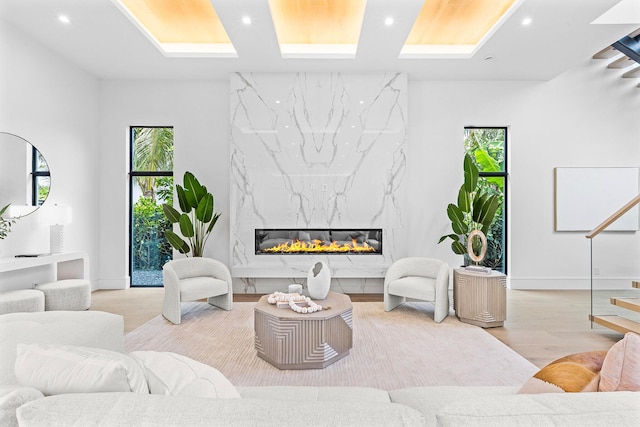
[254,291,353,369]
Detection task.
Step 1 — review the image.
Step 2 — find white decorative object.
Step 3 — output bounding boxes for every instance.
[466,229,488,263]
[39,205,72,253]
[307,261,331,300]
[288,284,303,294]
[266,292,324,314]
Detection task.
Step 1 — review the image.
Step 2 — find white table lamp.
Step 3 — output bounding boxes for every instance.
[39,205,72,253]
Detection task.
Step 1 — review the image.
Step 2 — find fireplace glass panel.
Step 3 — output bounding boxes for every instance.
[255,228,382,255]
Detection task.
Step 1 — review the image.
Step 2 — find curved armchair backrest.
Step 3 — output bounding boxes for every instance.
[163,258,231,283]
[385,257,447,283]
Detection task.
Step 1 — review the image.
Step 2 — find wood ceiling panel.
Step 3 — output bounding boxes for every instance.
[406,0,515,45]
[120,0,231,44]
[269,0,367,45]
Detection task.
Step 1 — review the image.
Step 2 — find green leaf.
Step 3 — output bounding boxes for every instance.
[463,153,478,193]
[184,171,206,209]
[178,214,195,238]
[452,241,466,255]
[196,194,214,223]
[438,234,459,244]
[446,203,464,224]
[165,230,189,254]
[162,204,181,223]
[206,212,221,233]
[474,148,500,173]
[457,185,471,212]
[176,185,191,213]
[471,191,489,224]
[447,204,467,235]
[479,196,501,234]
[183,172,199,209]
[0,204,9,217]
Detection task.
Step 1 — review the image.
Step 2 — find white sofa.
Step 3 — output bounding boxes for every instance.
[1,311,638,426]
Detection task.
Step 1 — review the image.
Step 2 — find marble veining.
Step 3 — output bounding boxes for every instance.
[230,72,407,291]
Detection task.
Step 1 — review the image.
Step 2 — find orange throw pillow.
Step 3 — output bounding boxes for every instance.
[518,351,607,394]
[599,332,640,392]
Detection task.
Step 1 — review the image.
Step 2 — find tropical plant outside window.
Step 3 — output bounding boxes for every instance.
[130,127,174,287]
[464,127,507,273]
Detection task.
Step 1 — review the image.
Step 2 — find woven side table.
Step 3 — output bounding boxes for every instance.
[453,269,506,328]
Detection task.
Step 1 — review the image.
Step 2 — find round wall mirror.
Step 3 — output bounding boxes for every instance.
[0,132,50,217]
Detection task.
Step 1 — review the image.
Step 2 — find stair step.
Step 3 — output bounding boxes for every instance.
[622,65,640,78]
[633,281,640,289]
[611,297,640,313]
[608,55,636,69]
[590,314,640,335]
[593,45,618,59]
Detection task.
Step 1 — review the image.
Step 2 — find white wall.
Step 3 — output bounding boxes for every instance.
[97,61,640,291]
[97,79,230,288]
[0,21,100,286]
[408,60,640,289]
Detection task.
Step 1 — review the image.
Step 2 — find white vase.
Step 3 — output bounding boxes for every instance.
[307,261,331,300]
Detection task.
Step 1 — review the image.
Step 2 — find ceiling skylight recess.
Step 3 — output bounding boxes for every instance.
[268,0,367,58]
[112,0,237,57]
[400,0,524,58]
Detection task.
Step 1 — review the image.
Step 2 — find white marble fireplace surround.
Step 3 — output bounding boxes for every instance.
[230,72,407,293]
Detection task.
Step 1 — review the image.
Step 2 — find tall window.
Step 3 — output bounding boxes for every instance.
[31,147,50,206]
[129,127,174,287]
[464,127,508,273]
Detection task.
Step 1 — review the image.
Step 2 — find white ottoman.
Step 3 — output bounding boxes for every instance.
[35,279,91,311]
[0,290,45,315]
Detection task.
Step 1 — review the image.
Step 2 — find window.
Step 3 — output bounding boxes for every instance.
[31,147,50,206]
[464,127,507,273]
[129,127,174,287]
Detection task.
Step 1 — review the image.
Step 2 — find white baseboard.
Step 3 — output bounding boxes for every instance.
[95,278,129,290]
[509,276,637,290]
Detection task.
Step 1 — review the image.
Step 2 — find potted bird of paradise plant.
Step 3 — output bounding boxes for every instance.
[162,172,221,257]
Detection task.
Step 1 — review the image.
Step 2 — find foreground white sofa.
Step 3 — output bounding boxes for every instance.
[1,311,638,426]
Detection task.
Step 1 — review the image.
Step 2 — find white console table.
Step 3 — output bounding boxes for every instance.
[0,252,89,291]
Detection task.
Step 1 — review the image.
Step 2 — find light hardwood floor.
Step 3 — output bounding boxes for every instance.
[90,288,624,368]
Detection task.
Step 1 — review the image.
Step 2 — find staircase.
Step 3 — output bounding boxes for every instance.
[590,281,640,334]
[593,28,640,89]
[586,195,640,334]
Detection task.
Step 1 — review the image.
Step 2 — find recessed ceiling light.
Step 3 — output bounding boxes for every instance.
[242,16,251,25]
[275,100,280,104]
[521,17,532,26]
[58,15,70,24]
[384,17,394,26]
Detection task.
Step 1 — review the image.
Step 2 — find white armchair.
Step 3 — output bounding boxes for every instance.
[162,257,233,325]
[384,257,450,323]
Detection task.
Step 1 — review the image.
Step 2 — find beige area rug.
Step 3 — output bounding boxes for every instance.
[124,302,537,390]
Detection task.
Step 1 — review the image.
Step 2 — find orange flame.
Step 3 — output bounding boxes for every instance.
[263,239,376,253]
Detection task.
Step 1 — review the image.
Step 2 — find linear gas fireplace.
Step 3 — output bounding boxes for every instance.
[255,229,382,255]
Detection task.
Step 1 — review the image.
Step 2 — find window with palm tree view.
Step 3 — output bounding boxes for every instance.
[130,127,173,287]
[464,127,507,273]
[32,146,50,206]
